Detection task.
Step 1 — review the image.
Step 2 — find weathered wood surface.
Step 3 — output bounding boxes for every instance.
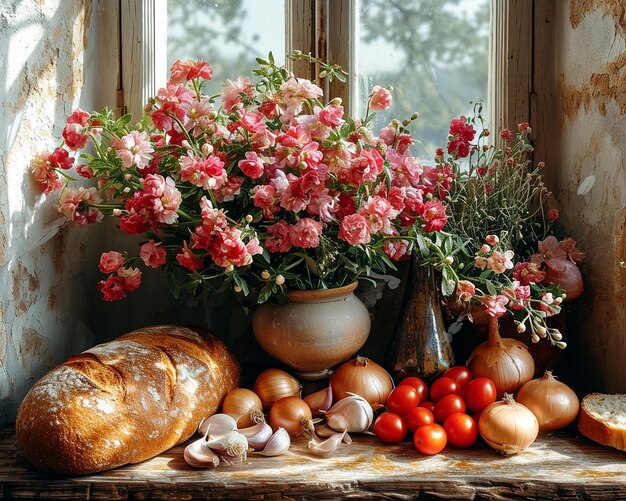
[1,426,625,500]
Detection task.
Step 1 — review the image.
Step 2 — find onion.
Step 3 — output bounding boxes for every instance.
[543,259,583,300]
[478,394,539,454]
[221,388,264,428]
[516,371,580,431]
[467,316,534,398]
[253,368,302,409]
[268,396,314,436]
[330,356,394,406]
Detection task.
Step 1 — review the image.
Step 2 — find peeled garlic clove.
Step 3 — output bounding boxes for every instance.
[308,430,347,458]
[304,383,333,416]
[184,437,220,469]
[258,427,290,456]
[238,421,273,449]
[316,423,352,443]
[205,430,249,460]
[198,413,238,436]
[325,394,373,433]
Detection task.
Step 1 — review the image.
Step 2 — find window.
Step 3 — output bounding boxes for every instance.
[121,0,530,148]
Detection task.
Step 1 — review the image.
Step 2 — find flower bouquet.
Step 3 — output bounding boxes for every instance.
[31,53,450,308]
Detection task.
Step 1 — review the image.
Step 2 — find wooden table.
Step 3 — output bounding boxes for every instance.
[1,426,625,500]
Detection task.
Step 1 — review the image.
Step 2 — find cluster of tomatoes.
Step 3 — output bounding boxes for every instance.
[373,366,497,454]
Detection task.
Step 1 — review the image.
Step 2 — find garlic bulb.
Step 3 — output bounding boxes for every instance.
[307,430,348,458]
[238,421,273,450]
[325,393,373,433]
[183,437,220,468]
[198,413,238,437]
[257,427,291,456]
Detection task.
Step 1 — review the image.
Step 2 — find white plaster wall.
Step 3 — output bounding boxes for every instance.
[553,2,626,392]
[0,0,119,425]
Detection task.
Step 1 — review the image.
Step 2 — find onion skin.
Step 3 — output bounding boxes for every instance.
[254,368,302,409]
[478,394,539,455]
[330,356,393,406]
[268,396,313,436]
[467,316,534,398]
[516,371,580,431]
[221,388,264,428]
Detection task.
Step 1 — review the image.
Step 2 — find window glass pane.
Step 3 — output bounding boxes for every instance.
[167,0,285,94]
[356,0,489,158]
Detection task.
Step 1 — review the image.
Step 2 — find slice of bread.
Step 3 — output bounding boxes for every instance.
[578,393,626,451]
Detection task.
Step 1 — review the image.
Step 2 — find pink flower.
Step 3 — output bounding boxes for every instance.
[486,250,514,274]
[98,275,126,301]
[500,128,513,141]
[369,86,392,111]
[222,77,255,112]
[379,126,396,146]
[349,149,384,185]
[456,280,476,302]
[170,59,212,83]
[291,218,323,249]
[359,195,399,235]
[31,153,63,194]
[99,251,124,274]
[62,123,89,150]
[558,238,586,264]
[280,78,324,115]
[113,131,154,169]
[214,175,244,203]
[117,266,142,292]
[140,240,167,268]
[485,234,499,245]
[502,282,530,310]
[447,116,475,159]
[421,200,447,232]
[265,221,293,253]
[58,187,103,226]
[48,147,74,169]
[512,261,546,285]
[66,108,90,126]
[142,174,182,224]
[338,213,371,245]
[76,164,94,178]
[238,151,265,179]
[318,103,344,127]
[383,238,410,261]
[180,152,227,190]
[481,294,509,318]
[176,241,204,271]
[537,235,568,260]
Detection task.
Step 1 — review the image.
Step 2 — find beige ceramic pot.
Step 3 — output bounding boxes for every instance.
[252,282,371,380]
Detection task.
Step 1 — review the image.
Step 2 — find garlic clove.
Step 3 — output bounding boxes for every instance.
[304,383,333,416]
[205,430,249,460]
[316,423,353,444]
[325,394,374,433]
[198,413,238,436]
[257,427,290,456]
[238,421,273,450]
[307,430,348,458]
[184,437,220,469]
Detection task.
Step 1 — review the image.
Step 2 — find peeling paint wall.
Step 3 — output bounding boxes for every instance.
[551,1,626,392]
[0,0,119,425]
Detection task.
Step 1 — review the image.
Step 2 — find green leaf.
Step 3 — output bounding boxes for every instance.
[232,273,250,296]
[257,281,275,304]
[485,280,498,296]
[441,267,456,296]
[415,233,431,258]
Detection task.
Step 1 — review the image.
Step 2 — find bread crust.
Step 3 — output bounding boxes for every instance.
[577,393,626,452]
[15,325,241,475]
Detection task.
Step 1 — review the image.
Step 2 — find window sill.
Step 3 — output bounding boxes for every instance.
[1,426,624,499]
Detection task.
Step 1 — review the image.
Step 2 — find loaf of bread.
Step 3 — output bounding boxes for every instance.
[578,393,626,451]
[16,325,241,475]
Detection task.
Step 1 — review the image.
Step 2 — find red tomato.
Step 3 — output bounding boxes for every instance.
[413,423,447,455]
[462,377,497,413]
[429,377,462,402]
[374,412,408,443]
[404,406,435,433]
[433,394,466,423]
[419,400,436,413]
[442,366,473,389]
[386,385,420,416]
[443,413,478,448]
[398,377,428,402]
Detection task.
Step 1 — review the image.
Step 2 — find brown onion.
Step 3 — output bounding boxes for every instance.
[543,259,583,300]
[479,394,539,454]
[330,356,393,406]
[268,396,314,436]
[253,368,302,409]
[516,371,580,431]
[467,316,534,398]
[221,388,264,428]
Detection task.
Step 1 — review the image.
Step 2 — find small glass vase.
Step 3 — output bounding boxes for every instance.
[386,258,454,382]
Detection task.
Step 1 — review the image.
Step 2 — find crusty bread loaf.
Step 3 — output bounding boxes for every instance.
[577,393,626,451]
[16,325,240,475]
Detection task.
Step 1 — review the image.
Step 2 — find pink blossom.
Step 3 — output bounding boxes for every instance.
[214,175,244,203]
[474,255,487,269]
[307,190,339,223]
[280,173,308,212]
[421,200,447,233]
[207,228,252,268]
[502,281,530,310]
[143,174,182,224]
[512,261,546,285]
[62,123,89,150]
[76,164,94,178]
[117,266,142,291]
[170,59,212,83]
[383,238,410,261]
[481,294,509,318]
[31,153,63,194]
[318,103,344,127]
[140,240,167,268]
[99,251,124,274]
[66,108,90,126]
[558,238,586,264]
[369,86,392,111]
[113,131,154,169]
[500,128,513,141]
[280,78,324,115]
[537,236,568,260]
[184,97,213,136]
[349,149,384,185]
[176,241,204,271]
[265,221,293,253]
[238,151,265,179]
[486,250,514,274]
[222,77,255,112]
[98,275,126,301]
[153,83,196,131]
[58,187,103,225]
[339,213,371,245]
[485,234,499,245]
[359,195,399,235]
[180,152,227,189]
[379,126,396,146]
[448,116,475,159]
[456,280,476,302]
[291,218,324,249]
[48,147,74,169]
